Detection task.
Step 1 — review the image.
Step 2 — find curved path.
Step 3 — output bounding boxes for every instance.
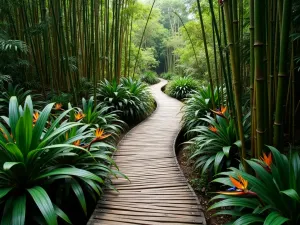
[88,80,206,225]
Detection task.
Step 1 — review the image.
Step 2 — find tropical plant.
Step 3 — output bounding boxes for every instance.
[79,96,125,135]
[210,145,300,225]
[140,71,160,85]
[97,78,155,123]
[159,72,175,80]
[0,96,115,224]
[0,35,29,81]
[187,109,251,175]
[47,92,73,109]
[181,85,219,135]
[0,83,43,114]
[165,76,199,100]
[187,113,238,175]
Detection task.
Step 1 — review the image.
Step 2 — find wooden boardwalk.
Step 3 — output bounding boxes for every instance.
[88,80,206,225]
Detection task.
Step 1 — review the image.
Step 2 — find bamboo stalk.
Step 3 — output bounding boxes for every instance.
[196,0,216,111]
[223,0,247,169]
[273,0,292,150]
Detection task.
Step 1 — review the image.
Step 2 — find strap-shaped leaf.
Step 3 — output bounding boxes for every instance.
[4,143,23,162]
[27,186,57,225]
[54,205,72,224]
[1,197,13,225]
[280,189,300,202]
[263,212,289,225]
[12,195,26,225]
[214,151,225,174]
[3,162,24,170]
[223,146,231,157]
[70,179,87,215]
[36,168,103,183]
[31,103,54,149]
[0,188,12,199]
[8,96,19,138]
[232,214,264,225]
[15,106,32,154]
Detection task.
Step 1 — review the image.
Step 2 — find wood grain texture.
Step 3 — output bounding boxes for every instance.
[87,80,206,225]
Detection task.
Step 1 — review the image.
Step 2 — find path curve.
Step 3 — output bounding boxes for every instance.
[88,80,206,225]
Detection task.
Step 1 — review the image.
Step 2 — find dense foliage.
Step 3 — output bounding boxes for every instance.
[97,78,155,123]
[181,85,219,134]
[0,96,123,224]
[187,109,250,175]
[211,146,300,224]
[165,76,199,100]
[140,71,160,85]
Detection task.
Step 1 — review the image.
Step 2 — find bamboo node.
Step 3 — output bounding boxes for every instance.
[253,42,264,46]
[278,73,288,77]
[256,129,266,134]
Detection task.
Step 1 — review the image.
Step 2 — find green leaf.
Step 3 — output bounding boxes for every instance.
[3,162,24,170]
[1,197,13,225]
[5,143,24,162]
[12,195,26,225]
[214,151,225,174]
[280,189,300,202]
[54,205,72,224]
[27,186,57,225]
[232,214,264,225]
[8,96,19,138]
[31,103,55,149]
[70,179,87,215]
[36,168,103,184]
[233,140,242,148]
[223,146,231,157]
[0,188,12,199]
[209,198,259,211]
[263,212,289,225]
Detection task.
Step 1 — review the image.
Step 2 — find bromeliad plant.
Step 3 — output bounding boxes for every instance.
[181,85,220,135]
[78,96,125,135]
[140,71,160,85]
[120,77,155,120]
[97,78,155,123]
[210,146,300,225]
[187,107,250,175]
[0,96,113,224]
[165,76,199,100]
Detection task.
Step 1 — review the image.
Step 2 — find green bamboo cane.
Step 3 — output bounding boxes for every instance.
[207,0,234,113]
[223,0,247,169]
[254,0,266,157]
[273,0,292,150]
[212,19,220,107]
[196,0,216,111]
[249,0,255,156]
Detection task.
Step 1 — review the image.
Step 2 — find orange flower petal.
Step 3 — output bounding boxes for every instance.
[54,103,62,110]
[238,175,248,189]
[73,140,80,146]
[230,176,245,190]
[209,125,218,133]
[221,106,227,114]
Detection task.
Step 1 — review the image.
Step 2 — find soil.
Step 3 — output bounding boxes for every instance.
[177,144,231,225]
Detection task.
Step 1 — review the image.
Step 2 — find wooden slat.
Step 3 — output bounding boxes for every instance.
[87,80,206,225]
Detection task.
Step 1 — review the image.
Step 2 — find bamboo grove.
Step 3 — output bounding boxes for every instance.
[0,0,147,104]
[194,0,300,165]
